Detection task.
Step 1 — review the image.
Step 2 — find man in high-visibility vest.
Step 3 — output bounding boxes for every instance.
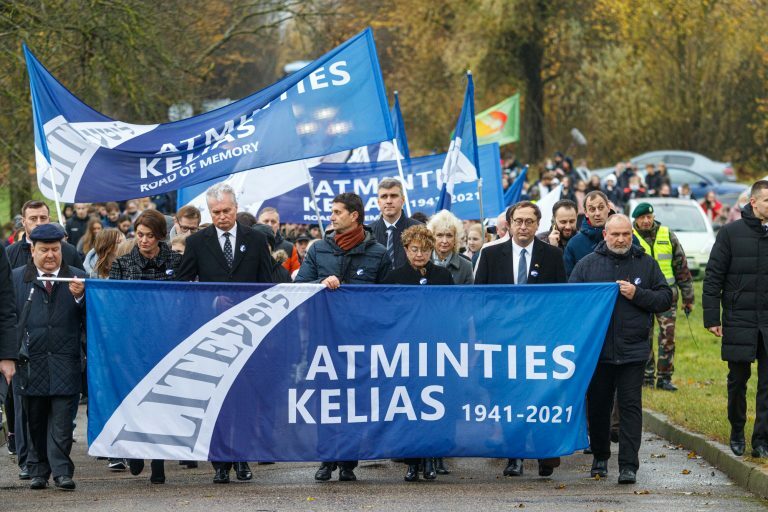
[632,203,695,391]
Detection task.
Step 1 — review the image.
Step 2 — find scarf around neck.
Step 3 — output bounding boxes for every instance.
[335,224,365,251]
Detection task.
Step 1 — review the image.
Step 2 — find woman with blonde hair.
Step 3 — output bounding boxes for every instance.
[427,210,473,284]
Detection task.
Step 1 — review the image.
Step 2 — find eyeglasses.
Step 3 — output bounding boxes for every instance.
[511,218,537,227]
[407,246,430,255]
[178,225,199,234]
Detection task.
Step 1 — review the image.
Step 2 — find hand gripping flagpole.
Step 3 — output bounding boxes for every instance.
[47,165,65,227]
[392,92,413,217]
[301,160,325,237]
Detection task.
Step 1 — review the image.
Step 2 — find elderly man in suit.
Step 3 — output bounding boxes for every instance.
[11,224,86,491]
[474,201,567,478]
[176,182,273,484]
[369,178,421,270]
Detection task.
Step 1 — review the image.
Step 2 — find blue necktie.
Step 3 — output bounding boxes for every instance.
[518,248,528,285]
[386,226,395,268]
[223,232,233,268]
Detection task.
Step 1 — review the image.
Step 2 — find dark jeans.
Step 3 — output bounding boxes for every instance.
[12,376,29,469]
[24,394,79,479]
[728,334,768,447]
[587,361,645,472]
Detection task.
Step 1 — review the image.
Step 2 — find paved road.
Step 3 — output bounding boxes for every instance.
[1,407,767,511]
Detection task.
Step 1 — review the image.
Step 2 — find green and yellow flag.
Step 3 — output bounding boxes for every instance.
[475,93,519,146]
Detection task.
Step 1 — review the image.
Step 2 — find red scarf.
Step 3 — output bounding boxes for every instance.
[335,224,365,251]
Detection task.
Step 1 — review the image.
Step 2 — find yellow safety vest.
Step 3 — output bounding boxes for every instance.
[634,225,675,285]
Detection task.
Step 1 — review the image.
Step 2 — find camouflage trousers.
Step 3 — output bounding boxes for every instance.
[645,293,677,381]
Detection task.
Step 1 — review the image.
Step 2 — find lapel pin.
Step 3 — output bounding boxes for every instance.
[530,270,539,277]
[419,278,428,285]
[240,244,246,253]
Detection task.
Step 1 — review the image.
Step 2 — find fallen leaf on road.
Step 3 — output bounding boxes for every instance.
[650,453,666,458]
[307,497,316,501]
[681,469,691,475]
[687,451,697,459]
[633,490,650,495]
[556,483,566,489]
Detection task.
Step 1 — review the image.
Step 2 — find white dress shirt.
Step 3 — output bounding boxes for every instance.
[38,267,84,302]
[511,239,534,284]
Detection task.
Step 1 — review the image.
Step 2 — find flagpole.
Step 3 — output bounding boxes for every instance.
[47,165,65,227]
[393,136,412,217]
[477,177,486,239]
[301,160,325,237]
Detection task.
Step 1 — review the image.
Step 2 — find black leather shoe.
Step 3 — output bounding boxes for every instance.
[19,466,30,480]
[538,457,560,477]
[435,457,450,475]
[503,458,524,477]
[150,460,165,484]
[54,475,76,490]
[404,464,419,482]
[234,462,252,481]
[730,431,746,456]
[128,458,145,476]
[583,447,593,454]
[314,463,336,481]
[656,379,678,392]
[30,476,48,490]
[213,468,230,484]
[752,445,768,458]
[590,459,608,478]
[618,468,636,484]
[8,434,16,455]
[610,429,620,443]
[423,458,436,480]
[180,460,198,469]
[338,468,357,481]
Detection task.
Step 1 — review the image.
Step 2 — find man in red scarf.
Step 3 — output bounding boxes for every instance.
[295,192,391,481]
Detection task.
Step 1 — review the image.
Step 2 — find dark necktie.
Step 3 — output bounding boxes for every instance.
[386,226,395,268]
[517,248,528,285]
[223,232,233,268]
[43,273,53,294]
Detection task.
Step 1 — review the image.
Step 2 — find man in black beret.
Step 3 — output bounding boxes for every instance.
[10,223,86,491]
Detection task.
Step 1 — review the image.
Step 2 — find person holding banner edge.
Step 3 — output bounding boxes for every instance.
[176,183,274,484]
[295,192,391,481]
[474,201,566,478]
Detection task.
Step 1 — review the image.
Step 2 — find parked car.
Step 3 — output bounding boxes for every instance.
[631,150,736,182]
[594,165,747,206]
[626,197,716,278]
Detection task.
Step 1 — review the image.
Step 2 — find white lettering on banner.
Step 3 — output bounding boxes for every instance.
[137,60,351,182]
[289,342,578,425]
[88,284,324,460]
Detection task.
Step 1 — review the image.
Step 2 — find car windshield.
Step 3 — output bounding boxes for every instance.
[652,204,708,232]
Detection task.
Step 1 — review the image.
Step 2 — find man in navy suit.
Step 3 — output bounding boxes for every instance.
[176,182,273,484]
[474,201,567,478]
[369,178,421,270]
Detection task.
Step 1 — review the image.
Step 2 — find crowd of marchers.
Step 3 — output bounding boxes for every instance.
[1,173,767,492]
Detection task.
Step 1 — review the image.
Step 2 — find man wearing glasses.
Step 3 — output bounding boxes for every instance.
[474,201,567,479]
[169,205,201,239]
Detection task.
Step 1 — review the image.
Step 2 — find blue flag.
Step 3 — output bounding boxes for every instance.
[391,92,410,160]
[87,281,617,461]
[178,144,504,223]
[436,73,480,212]
[504,165,528,206]
[25,28,393,203]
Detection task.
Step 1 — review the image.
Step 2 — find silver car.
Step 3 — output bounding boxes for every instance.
[626,197,716,278]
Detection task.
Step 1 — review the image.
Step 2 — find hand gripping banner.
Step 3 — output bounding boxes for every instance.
[24,28,393,202]
[86,281,617,461]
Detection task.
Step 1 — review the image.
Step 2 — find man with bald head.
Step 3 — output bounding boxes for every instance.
[570,215,673,485]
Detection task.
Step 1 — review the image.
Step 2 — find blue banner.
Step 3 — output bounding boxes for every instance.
[87,281,617,461]
[25,28,393,203]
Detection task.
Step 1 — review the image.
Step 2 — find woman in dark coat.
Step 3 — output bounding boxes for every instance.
[109,209,182,483]
[382,225,453,481]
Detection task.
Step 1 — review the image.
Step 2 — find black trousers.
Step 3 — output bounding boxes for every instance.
[728,333,768,447]
[321,460,358,470]
[587,362,645,472]
[23,394,78,479]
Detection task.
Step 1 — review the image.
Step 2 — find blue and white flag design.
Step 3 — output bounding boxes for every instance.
[436,73,480,212]
[391,91,410,160]
[504,165,528,206]
[179,144,504,224]
[24,28,393,203]
[87,280,617,461]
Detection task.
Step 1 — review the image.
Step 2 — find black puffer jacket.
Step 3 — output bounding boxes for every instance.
[12,263,86,396]
[569,241,673,364]
[703,204,768,362]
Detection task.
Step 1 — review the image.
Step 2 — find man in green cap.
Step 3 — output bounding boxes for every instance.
[632,202,694,391]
